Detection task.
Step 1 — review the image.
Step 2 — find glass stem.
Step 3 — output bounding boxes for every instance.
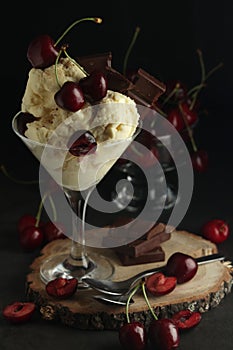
[64,188,93,270]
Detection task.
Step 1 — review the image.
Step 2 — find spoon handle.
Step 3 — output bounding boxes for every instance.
[128,253,225,289]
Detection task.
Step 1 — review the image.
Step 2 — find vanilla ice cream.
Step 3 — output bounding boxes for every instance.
[19,57,140,190]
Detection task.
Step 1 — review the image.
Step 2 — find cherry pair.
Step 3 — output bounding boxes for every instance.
[18,214,66,251]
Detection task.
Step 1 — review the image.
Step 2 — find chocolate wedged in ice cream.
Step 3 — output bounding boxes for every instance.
[77,52,134,93]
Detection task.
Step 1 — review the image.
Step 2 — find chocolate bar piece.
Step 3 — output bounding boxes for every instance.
[103,220,166,247]
[77,52,112,73]
[115,231,171,257]
[127,68,166,107]
[105,66,134,93]
[117,247,165,266]
[77,52,133,93]
[145,222,166,240]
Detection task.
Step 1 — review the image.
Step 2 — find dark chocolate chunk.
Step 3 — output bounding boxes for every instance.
[145,222,166,240]
[105,66,134,93]
[115,231,171,257]
[77,52,112,74]
[127,68,166,107]
[117,247,165,266]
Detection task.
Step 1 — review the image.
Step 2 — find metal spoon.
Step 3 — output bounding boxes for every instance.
[93,293,134,306]
[82,253,225,296]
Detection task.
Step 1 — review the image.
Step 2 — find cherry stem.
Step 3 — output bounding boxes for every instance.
[35,193,48,227]
[187,83,206,96]
[141,281,158,320]
[161,83,180,107]
[205,62,223,80]
[55,49,64,88]
[178,103,197,152]
[188,49,223,111]
[0,164,38,185]
[154,105,167,118]
[63,49,88,76]
[125,283,141,323]
[54,17,102,47]
[48,195,57,221]
[35,192,57,226]
[123,26,140,76]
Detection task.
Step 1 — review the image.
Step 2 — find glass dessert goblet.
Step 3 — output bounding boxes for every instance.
[12,111,140,286]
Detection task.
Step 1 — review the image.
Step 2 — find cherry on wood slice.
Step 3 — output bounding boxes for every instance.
[26,229,233,330]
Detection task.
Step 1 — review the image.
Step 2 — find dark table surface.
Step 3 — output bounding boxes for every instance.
[0,106,233,350]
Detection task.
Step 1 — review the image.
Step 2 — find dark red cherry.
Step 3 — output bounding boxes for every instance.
[54,81,85,112]
[19,226,44,251]
[16,112,36,135]
[119,321,147,350]
[17,214,37,234]
[167,109,185,132]
[68,130,97,157]
[201,219,229,244]
[2,302,36,324]
[179,102,198,126]
[43,221,66,242]
[79,71,107,102]
[172,309,202,330]
[191,149,208,173]
[146,272,177,296]
[46,277,78,299]
[27,34,59,69]
[165,252,198,284]
[149,318,180,350]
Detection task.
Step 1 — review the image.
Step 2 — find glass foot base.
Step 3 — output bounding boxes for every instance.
[40,252,115,287]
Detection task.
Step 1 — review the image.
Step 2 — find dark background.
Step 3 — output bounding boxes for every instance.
[1,0,232,175]
[1,1,233,349]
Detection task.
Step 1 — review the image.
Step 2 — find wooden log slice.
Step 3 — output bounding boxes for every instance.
[26,230,233,330]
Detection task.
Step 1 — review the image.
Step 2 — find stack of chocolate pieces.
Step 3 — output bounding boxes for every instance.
[77,52,166,105]
[107,218,173,266]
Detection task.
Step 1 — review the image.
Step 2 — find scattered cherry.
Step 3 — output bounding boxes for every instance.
[191,149,209,173]
[19,226,44,251]
[179,102,198,126]
[167,108,185,132]
[165,252,198,284]
[201,219,229,244]
[17,214,37,234]
[145,272,177,296]
[68,130,97,157]
[54,81,85,112]
[43,221,66,242]
[172,309,202,330]
[167,103,198,132]
[79,71,107,102]
[2,301,36,324]
[27,34,59,69]
[46,277,78,299]
[149,318,180,350]
[119,322,147,350]
[118,283,147,350]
